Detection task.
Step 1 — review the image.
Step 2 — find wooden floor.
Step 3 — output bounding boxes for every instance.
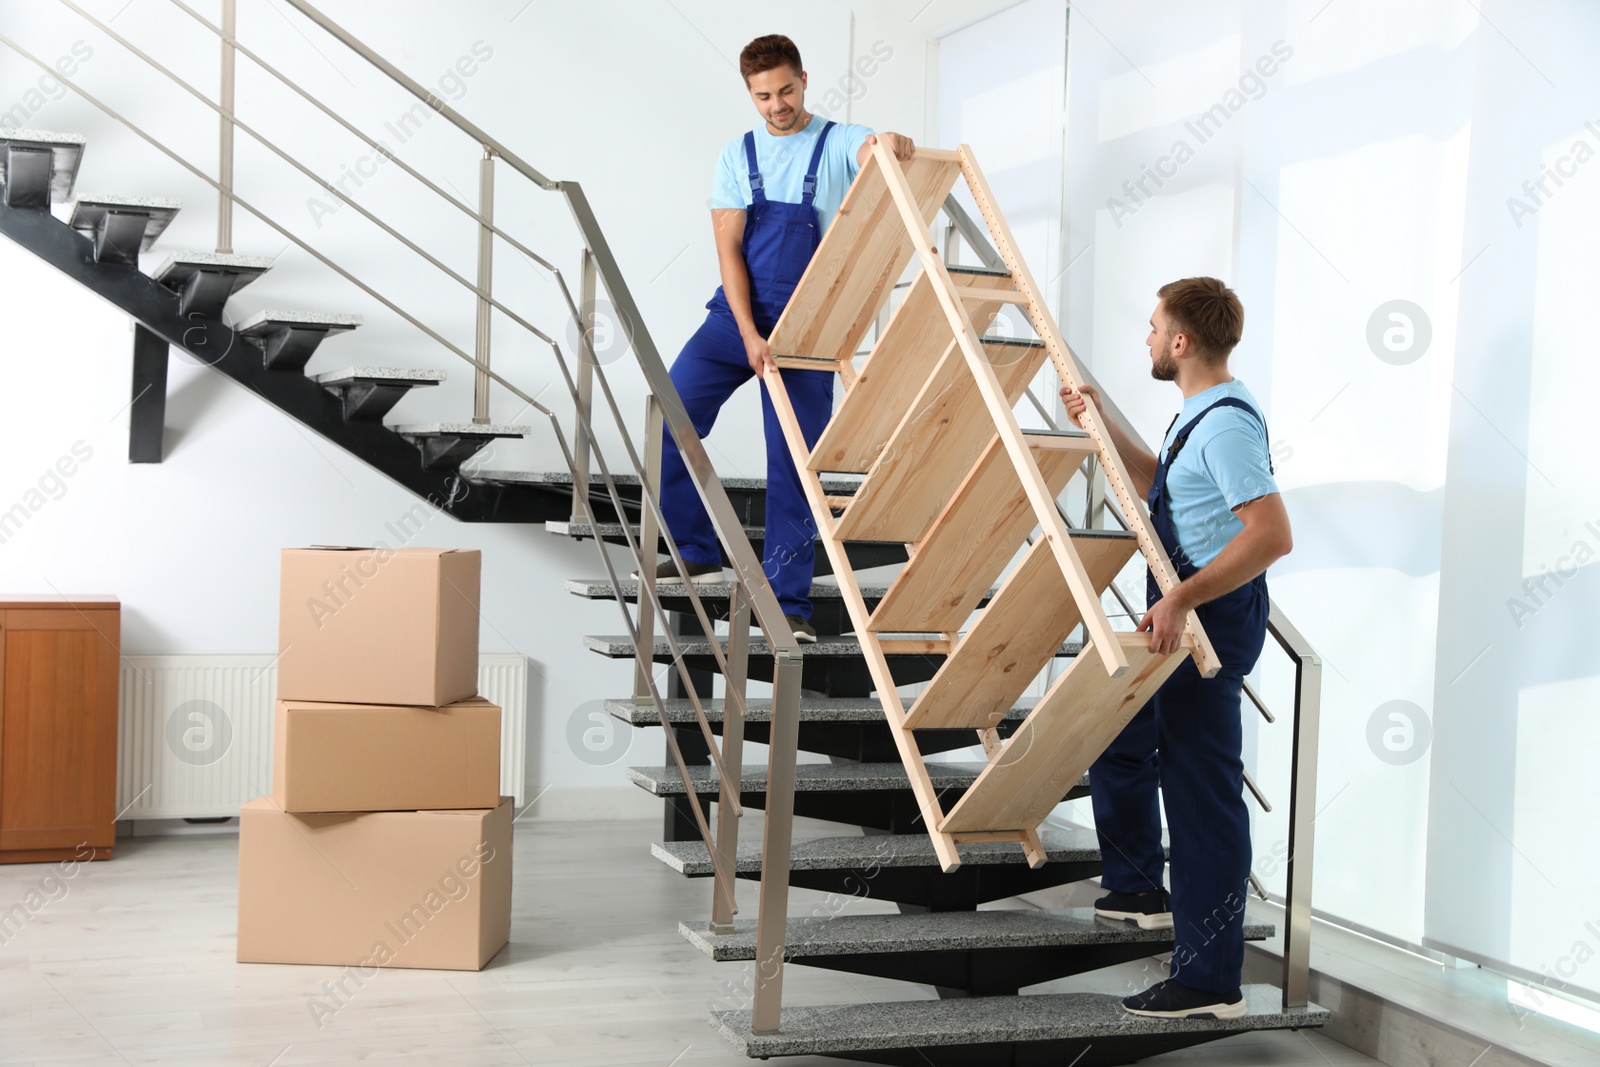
[0,819,1380,1066]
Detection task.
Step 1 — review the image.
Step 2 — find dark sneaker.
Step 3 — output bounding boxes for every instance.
[785,614,817,644]
[630,559,723,584]
[1122,978,1246,1020]
[1093,887,1173,930]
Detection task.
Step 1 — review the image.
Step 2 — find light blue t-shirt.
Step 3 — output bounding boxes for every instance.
[1157,379,1278,569]
[711,115,874,236]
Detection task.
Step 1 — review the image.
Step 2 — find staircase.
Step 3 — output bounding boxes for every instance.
[567,468,1328,1064]
[0,3,1328,1064]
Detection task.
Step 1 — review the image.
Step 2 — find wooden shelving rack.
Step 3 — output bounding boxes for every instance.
[761,142,1220,872]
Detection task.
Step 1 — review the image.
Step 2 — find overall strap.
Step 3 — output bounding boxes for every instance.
[743,131,766,204]
[800,120,836,206]
[1165,396,1272,473]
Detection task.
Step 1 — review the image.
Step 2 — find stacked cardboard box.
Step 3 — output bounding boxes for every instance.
[237,547,512,971]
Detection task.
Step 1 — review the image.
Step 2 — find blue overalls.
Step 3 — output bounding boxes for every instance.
[1089,397,1272,995]
[657,122,838,619]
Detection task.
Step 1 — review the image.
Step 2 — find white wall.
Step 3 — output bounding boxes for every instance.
[0,0,1014,815]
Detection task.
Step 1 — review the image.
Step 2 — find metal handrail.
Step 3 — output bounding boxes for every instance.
[940,193,1321,1011]
[271,5,808,1027]
[7,0,808,1030]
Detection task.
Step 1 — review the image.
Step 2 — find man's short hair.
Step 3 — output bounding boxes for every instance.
[740,35,803,83]
[1157,277,1244,362]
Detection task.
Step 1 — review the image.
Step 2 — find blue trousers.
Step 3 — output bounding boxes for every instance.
[658,308,833,619]
[1089,577,1268,994]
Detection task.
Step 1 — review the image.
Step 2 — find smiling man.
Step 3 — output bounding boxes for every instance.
[637,34,913,643]
[1063,277,1293,1021]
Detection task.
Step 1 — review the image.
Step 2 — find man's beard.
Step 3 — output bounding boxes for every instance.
[1150,340,1179,381]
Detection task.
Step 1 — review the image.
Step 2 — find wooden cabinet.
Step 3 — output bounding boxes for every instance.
[0,597,119,863]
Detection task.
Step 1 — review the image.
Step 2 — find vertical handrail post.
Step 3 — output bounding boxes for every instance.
[751,649,801,1035]
[572,249,598,521]
[217,0,236,253]
[634,395,664,705]
[711,582,750,932]
[1281,632,1322,1008]
[473,146,495,423]
[1084,465,1106,528]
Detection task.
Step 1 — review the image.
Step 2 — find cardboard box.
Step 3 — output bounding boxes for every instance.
[272,697,502,813]
[237,796,512,971]
[277,546,480,706]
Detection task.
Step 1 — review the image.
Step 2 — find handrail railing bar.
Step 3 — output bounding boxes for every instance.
[216,0,234,252]
[163,0,562,274]
[542,345,747,807]
[1243,768,1272,813]
[473,146,495,423]
[55,0,573,352]
[547,410,720,847]
[711,582,751,931]
[560,182,800,651]
[531,352,748,825]
[588,358,755,726]
[282,0,558,190]
[1244,679,1276,723]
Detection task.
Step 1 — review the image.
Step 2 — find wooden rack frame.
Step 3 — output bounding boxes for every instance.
[762,143,1218,871]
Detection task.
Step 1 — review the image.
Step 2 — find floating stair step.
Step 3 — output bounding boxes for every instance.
[680,908,1274,996]
[585,633,1080,660]
[473,469,861,495]
[312,366,445,421]
[628,761,1086,797]
[711,986,1327,1065]
[550,522,907,578]
[653,828,1117,910]
[627,761,1085,834]
[236,309,361,370]
[606,695,1028,727]
[391,422,529,469]
[68,194,180,265]
[477,470,861,528]
[566,575,889,601]
[152,251,274,316]
[607,694,1029,761]
[567,576,891,602]
[0,129,85,208]
[567,577,995,643]
[585,632,1081,697]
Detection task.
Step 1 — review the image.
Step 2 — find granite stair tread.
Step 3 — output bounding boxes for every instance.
[553,519,764,542]
[311,366,445,384]
[606,696,1033,726]
[568,577,882,600]
[629,761,1087,797]
[236,308,362,331]
[653,827,1106,876]
[710,985,1327,1058]
[475,469,862,494]
[391,421,529,436]
[679,907,1274,960]
[567,577,1002,604]
[586,634,1083,659]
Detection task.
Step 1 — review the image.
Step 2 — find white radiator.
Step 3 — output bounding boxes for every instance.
[116,653,530,819]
